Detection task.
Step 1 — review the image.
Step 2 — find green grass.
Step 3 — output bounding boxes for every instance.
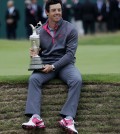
[0,39,30,76]
[77,32,120,74]
[76,45,120,74]
[0,74,120,84]
[0,32,120,76]
[79,32,120,45]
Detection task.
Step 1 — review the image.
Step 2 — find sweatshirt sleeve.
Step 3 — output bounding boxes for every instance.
[53,28,78,70]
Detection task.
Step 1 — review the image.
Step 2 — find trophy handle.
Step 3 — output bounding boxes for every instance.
[37,21,42,27]
[29,24,36,35]
[29,24,35,30]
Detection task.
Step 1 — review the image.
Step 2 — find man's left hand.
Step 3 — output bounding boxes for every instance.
[41,64,53,73]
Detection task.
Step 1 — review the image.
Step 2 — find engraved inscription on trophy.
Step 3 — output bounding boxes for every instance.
[28,22,44,71]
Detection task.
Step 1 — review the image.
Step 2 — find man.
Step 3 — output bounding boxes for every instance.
[95,0,107,33]
[5,0,19,39]
[81,0,97,34]
[71,0,84,35]
[117,0,120,30]
[62,0,71,22]
[22,0,82,134]
[41,0,48,24]
[105,0,119,32]
[25,0,42,38]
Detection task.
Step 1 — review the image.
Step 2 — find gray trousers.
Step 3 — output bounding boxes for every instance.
[25,64,82,118]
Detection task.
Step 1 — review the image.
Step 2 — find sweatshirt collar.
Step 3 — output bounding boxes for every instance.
[43,18,63,31]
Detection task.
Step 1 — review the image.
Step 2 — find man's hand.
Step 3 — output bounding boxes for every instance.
[30,48,38,58]
[6,19,14,24]
[97,15,103,21]
[41,64,53,73]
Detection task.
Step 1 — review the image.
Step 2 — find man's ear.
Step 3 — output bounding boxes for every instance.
[45,10,48,16]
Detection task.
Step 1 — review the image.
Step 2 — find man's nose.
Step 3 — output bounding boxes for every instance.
[55,10,60,14]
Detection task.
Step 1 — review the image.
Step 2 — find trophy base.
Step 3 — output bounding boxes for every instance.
[28,64,44,71]
[28,56,44,71]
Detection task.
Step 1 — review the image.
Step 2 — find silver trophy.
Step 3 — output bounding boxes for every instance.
[28,22,44,71]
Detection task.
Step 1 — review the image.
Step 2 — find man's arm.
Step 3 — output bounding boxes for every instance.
[53,28,78,70]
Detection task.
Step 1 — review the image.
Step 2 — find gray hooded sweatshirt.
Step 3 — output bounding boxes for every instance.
[37,18,78,70]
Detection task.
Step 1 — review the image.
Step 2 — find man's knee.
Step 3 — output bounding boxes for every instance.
[29,74,42,86]
[74,76,82,86]
[68,75,82,87]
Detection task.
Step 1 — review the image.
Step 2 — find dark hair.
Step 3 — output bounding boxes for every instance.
[45,0,62,12]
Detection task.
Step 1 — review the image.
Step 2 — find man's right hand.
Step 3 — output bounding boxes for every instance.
[30,48,38,58]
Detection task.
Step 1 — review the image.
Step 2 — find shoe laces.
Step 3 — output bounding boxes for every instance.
[64,119,74,125]
[64,118,78,126]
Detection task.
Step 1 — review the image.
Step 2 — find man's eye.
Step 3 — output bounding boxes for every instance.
[58,9,61,12]
[51,9,56,12]
[51,9,61,12]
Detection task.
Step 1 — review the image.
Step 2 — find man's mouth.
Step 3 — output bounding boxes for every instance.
[54,15,60,19]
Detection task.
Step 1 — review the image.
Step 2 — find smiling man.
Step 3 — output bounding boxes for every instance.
[22,0,82,133]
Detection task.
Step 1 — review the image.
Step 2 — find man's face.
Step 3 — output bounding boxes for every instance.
[31,0,37,4]
[7,1,14,8]
[44,0,48,2]
[46,3,62,23]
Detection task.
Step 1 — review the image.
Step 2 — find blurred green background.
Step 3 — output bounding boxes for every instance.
[0,33,120,76]
[0,0,97,39]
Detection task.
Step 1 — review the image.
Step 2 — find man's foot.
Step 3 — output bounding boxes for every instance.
[58,118,78,134]
[22,114,45,130]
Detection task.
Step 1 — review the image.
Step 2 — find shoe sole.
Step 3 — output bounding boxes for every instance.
[36,126,46,129]
[22,125,36,130]
[59,123,78,134]
[22,125,45,130]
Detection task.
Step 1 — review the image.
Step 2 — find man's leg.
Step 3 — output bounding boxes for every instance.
[25,71,56,116]
[58,64,82,133]
[59,64,82,118]
[6,26,11,39]
[12,28,16,39]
